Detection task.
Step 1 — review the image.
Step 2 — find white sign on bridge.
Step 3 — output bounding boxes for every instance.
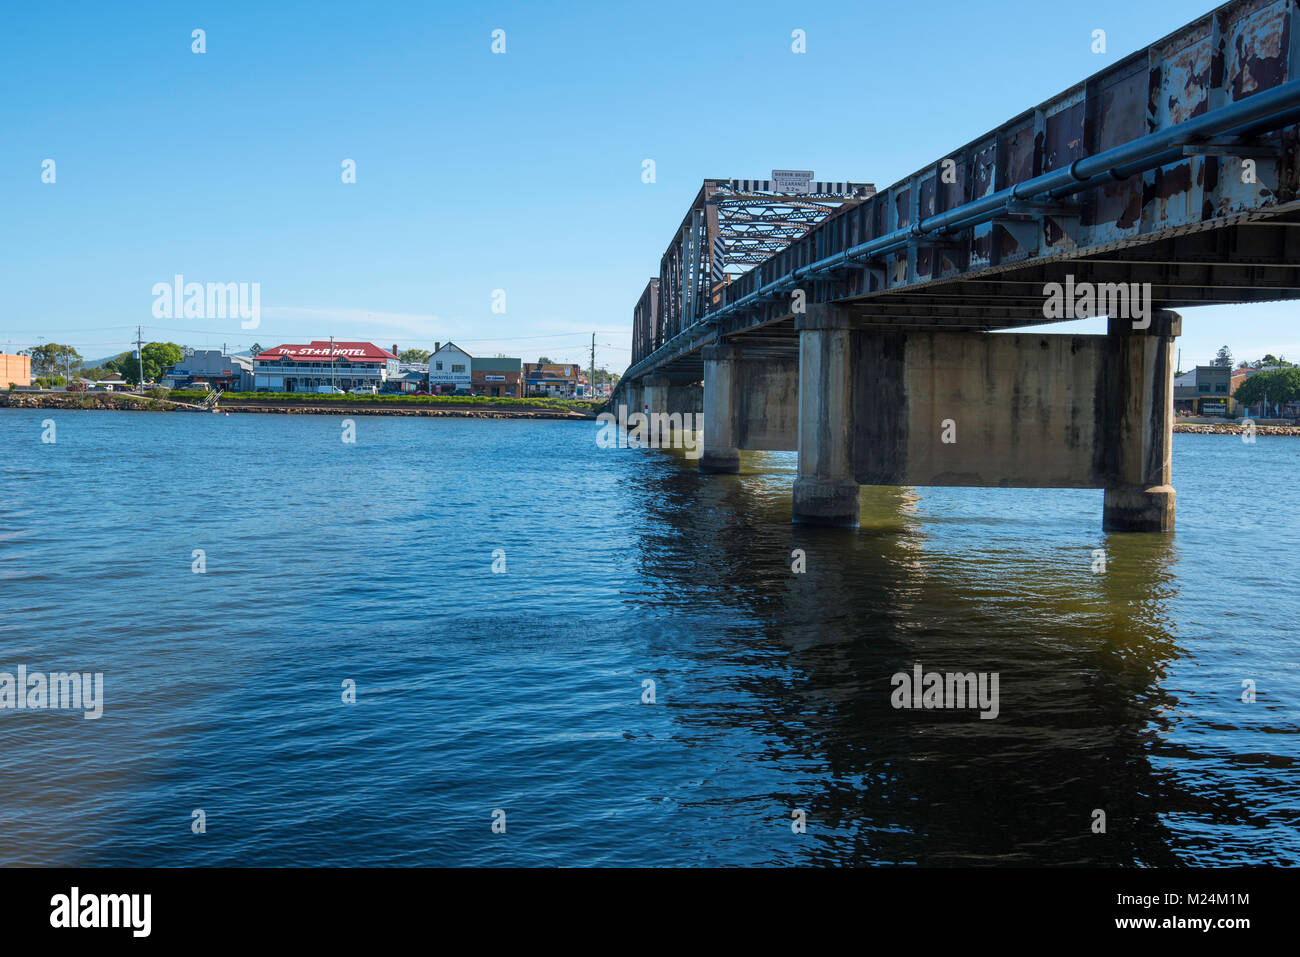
[772,169,814,194]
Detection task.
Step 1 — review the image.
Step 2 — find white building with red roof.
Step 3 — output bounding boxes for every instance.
[252,341,399,393]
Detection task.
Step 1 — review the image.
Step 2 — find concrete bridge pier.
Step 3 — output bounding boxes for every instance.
[793,307,859,527]
[642,375,670,415]
[624,379,643,416]
[700,345,741,473]
[1102,311,1180,533]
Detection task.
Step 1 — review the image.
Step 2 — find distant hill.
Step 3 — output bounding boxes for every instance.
[80,353,130,369]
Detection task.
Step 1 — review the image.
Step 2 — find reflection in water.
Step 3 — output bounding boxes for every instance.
[1,413,1293,866]
[624,445,1231,865]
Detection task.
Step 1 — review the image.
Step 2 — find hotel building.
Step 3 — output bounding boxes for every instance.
[252,341,399,392]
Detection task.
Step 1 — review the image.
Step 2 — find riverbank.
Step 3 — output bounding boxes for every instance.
[1174,422,1300,435]
[2,390,602,419]
[7,391,1295,431]
[1,391,184,412]
[219,400,593,419]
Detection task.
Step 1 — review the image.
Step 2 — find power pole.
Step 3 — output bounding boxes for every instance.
[136,326,144,391]
[330,335,336,392]
[590,333,596,399]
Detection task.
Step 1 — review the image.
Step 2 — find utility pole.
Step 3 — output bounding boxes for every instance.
[590,333,596,399]
[136,326,144,392]
[330,335,336,392]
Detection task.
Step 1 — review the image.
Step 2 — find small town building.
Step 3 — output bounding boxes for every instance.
[387,368,427,393]
[252,341,398,393]
[86,375,128,391]
[523,362,580,397]
[1,353,32,388]
[1192,364,1233,416]
[163,350,253,391]
[470,357,522,397]
[429,341,473,393]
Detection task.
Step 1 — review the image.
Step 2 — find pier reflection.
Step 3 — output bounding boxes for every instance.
[621,446,1191,865]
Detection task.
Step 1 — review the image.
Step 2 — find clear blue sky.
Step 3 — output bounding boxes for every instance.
[1,0,1295,370]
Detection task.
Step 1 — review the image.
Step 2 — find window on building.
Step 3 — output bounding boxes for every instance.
[1198,384,1210,392]
[1216,385,1227,393]
[436,362,443,371]
[452,364,465,373]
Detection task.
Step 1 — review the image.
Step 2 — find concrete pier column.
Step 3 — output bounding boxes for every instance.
[700,344,740,473]
[642,375,670,416]
[793,306,859,527]
[1103,310,1180,532]
[624,380,643,417]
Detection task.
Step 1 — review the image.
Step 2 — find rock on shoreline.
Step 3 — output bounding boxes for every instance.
[1,392,177,411]
[1,392,597,420]
[1175,423,1300,436]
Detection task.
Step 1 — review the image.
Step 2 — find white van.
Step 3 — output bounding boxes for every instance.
[315,385,345,394]
[348,385,377,395]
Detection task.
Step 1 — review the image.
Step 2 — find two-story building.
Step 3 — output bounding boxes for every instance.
[252,341,398,392]
[429,342,473,393]
[523,362,580,397]
[1192,364,1233,416]
[470,357,522,397]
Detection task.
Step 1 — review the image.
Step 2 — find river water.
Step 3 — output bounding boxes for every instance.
[0,409,1296,866]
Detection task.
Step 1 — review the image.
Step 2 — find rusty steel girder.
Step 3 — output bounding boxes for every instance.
[623,0,1300,387]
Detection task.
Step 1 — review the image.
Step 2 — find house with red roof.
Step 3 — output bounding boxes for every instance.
[252,341,399,393]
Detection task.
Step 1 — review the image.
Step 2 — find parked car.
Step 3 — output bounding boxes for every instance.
[348,385,377,395]
[315,386,345,394]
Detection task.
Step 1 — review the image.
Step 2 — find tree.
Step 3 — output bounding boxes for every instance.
[1234,368,1300,412]
[537,356,554,364]
[249,342,264,356]
[1212,345,1233,368]
[118,341,183,385]
[20,343,82,378]
[103,352,131,375]
[1250,353,1293,369]
[399,348,431,363]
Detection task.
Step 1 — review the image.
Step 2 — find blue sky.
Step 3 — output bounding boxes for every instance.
[1,0,1295,370]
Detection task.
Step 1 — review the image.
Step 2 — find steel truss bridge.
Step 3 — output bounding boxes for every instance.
[624,0,1300,386]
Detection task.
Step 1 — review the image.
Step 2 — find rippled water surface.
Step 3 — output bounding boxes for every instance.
[0,409,1296,866]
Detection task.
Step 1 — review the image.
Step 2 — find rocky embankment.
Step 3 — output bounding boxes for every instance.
[219,402,593,419]
[1,392,596,418]
[1175,422,1300,436]
[1,391,180,411]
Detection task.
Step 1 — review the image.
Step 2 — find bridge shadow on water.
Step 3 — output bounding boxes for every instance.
[616,446,1261,866]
